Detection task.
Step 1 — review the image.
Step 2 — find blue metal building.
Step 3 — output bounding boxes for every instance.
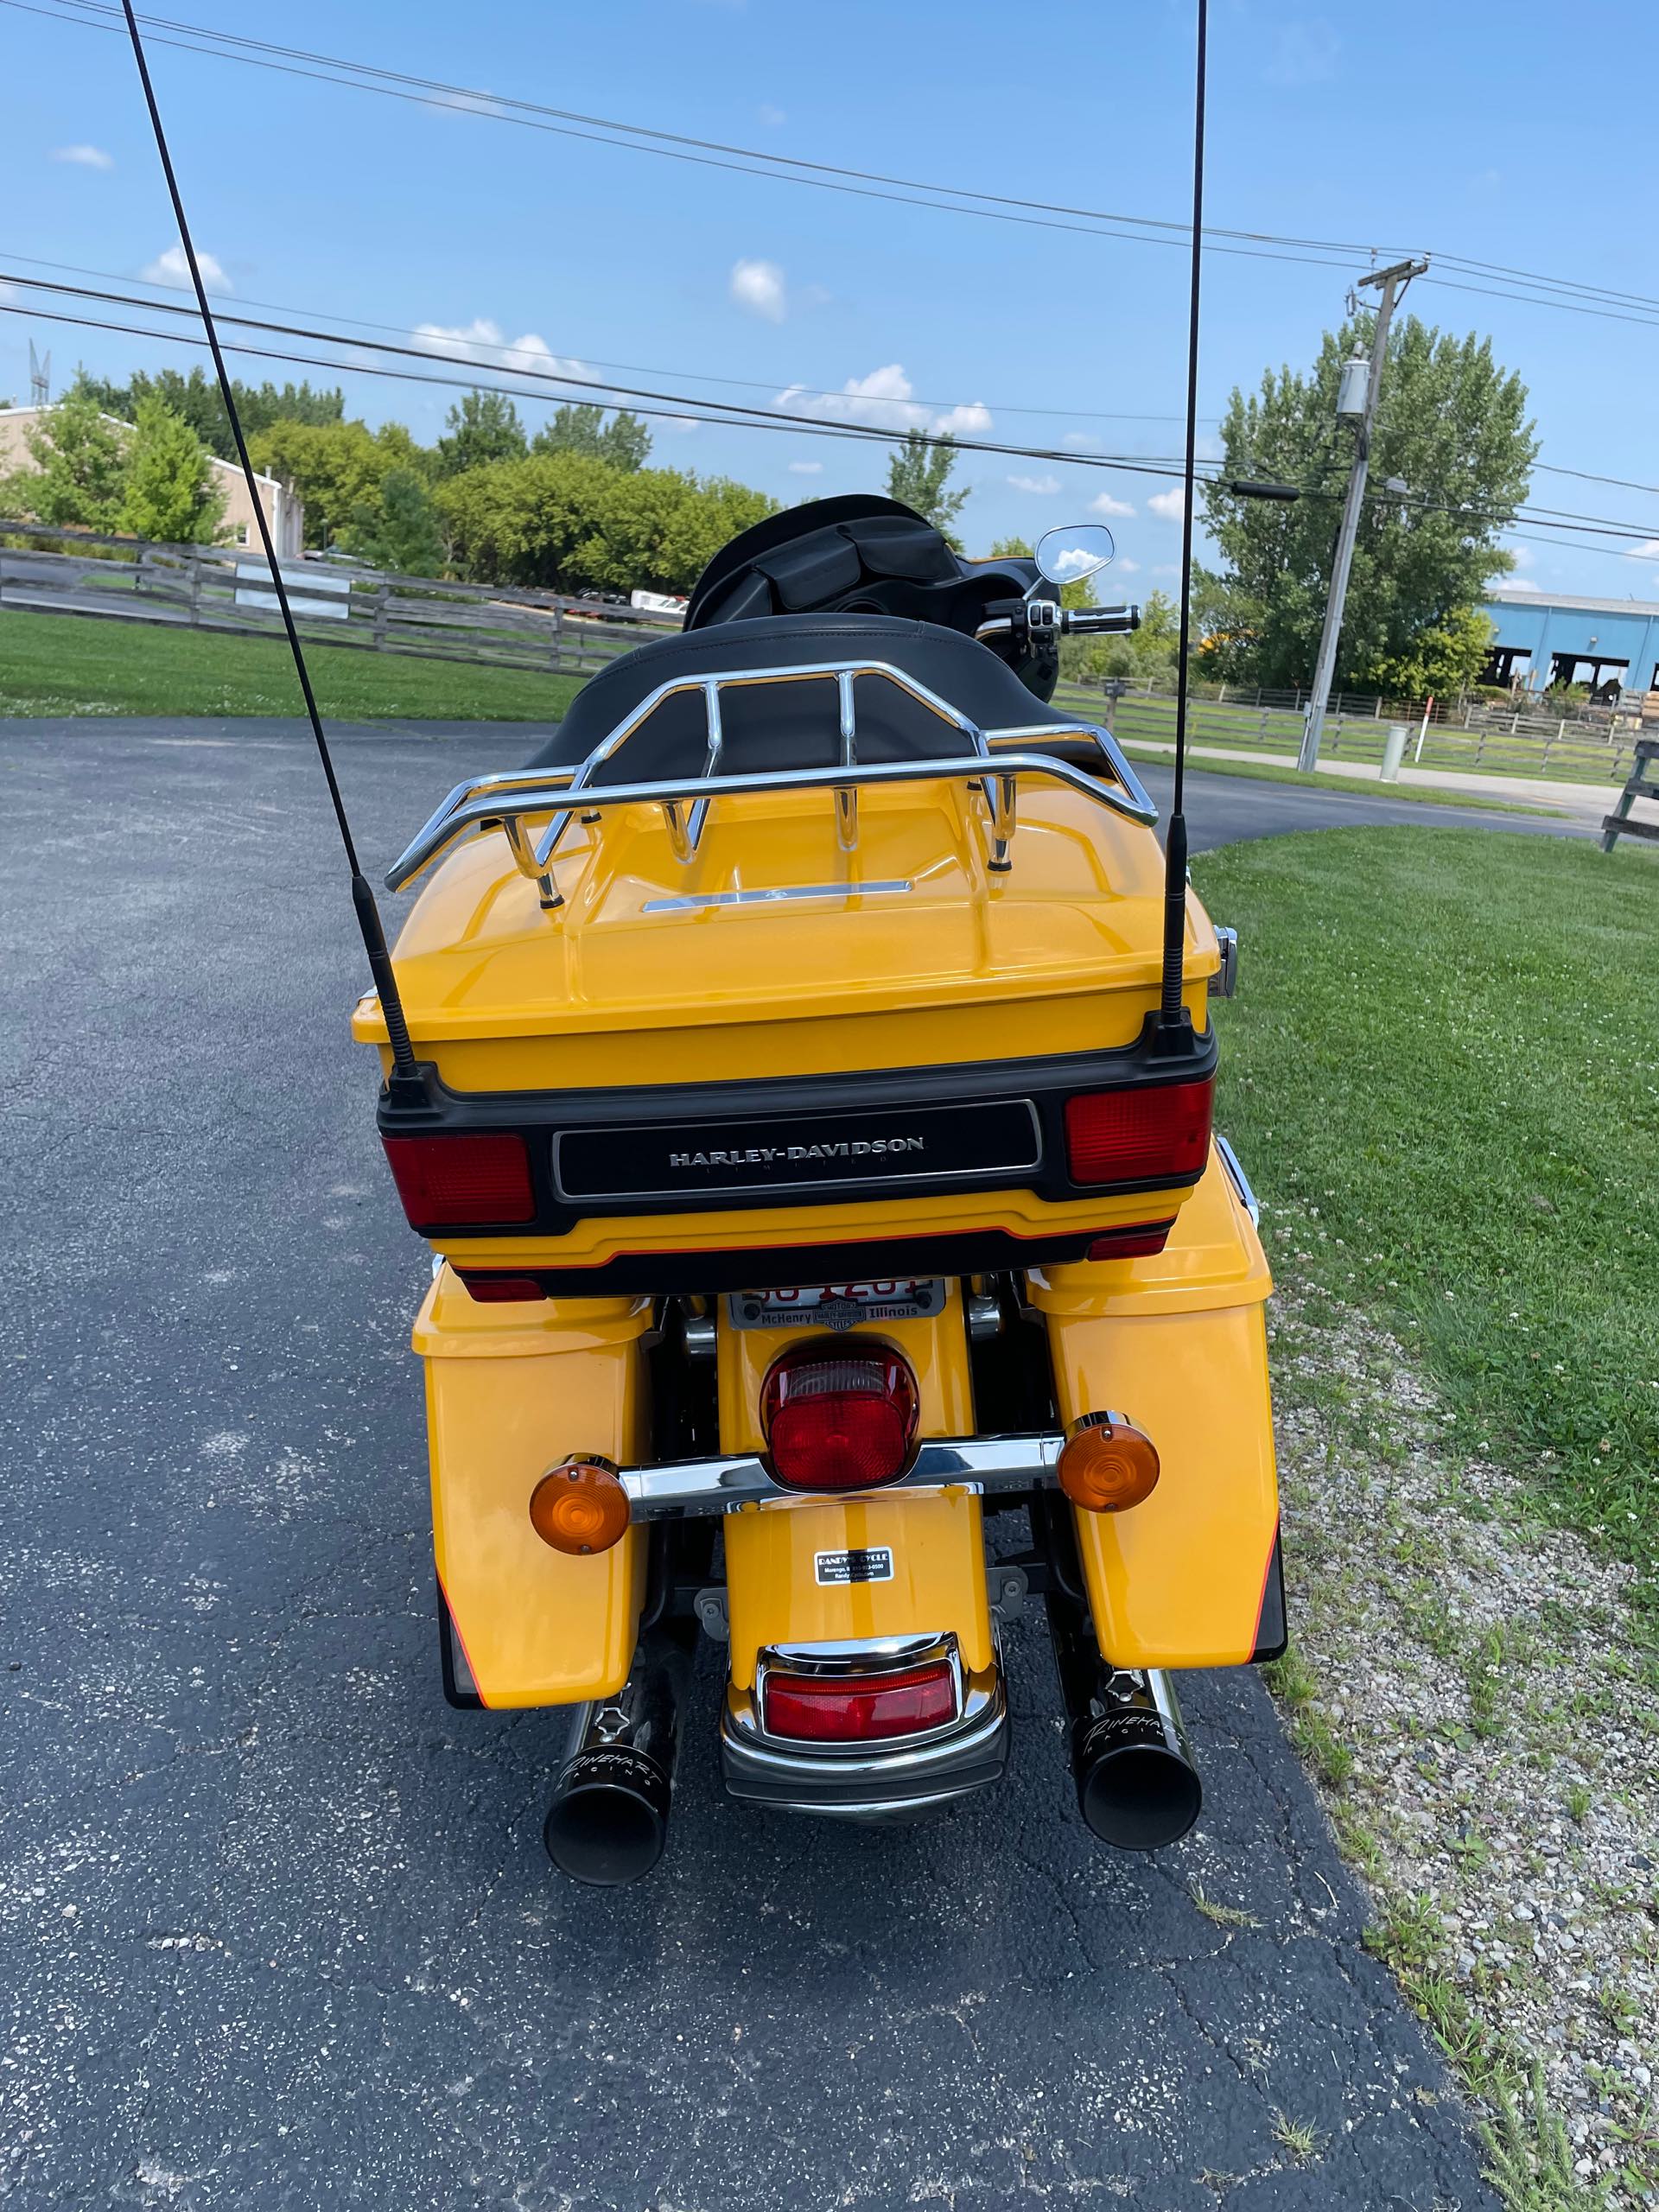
[1480,588,1659,699]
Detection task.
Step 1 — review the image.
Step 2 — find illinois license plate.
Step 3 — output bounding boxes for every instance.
[725,1280,946,1332]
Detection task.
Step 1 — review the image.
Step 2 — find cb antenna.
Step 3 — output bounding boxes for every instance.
[1156,0,1209,1047]
[118,0,420,1084]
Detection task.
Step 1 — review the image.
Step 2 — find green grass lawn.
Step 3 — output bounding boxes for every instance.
[1122,742,1570,819]
[0,609,587,721]
[1195,827,1659,1611]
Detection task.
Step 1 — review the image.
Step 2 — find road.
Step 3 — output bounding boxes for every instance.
[1,718,1502,2211]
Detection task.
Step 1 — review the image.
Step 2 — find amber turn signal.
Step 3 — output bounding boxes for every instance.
[1057,1413,1160,1513]
[529,1457,631,1555]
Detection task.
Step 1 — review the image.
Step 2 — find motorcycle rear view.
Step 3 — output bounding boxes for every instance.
[358,499,1282,1884]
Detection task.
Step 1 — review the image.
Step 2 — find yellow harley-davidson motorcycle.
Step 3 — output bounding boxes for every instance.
[356,496,1281,1884]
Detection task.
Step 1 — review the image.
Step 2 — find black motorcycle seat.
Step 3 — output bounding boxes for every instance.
[522,613,1083,780]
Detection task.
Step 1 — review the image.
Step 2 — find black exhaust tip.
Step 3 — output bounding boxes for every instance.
[1075,1708,1203,1851]
[1039,1507,1203,1853]
[542,1635,688,1886]
[543,1745,672,1887]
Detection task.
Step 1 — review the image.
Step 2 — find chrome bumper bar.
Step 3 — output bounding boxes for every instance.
[618,1433,1063,1521]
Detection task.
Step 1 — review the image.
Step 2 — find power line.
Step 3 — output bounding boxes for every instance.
[21,0,1659,334]
[3,0,1376,274]
[0,288,1223,486]
[0,246,1222,429]
[17,280,1659,560]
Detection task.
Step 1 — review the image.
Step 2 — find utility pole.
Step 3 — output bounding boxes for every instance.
[1298,256,1429,771]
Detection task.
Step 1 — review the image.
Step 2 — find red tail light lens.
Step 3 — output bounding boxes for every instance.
[1084,1223,1174,1262]
[381,1133,535,1230]
[455,1271,548,1303]
[765,1662,957,1743]
[1065,1078,1214,1185]
[760,1343,919,1491]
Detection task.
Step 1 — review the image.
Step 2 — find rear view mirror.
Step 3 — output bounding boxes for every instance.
[1035,524,1115,588]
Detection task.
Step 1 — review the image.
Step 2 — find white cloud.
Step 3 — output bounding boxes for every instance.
[412,317,586,379]
[1153,563,1179,577]
[1116,558,1141,575]
[1062,431,1101,452]
[1090,490,1135,518]
[1007,473,1060,495]
[1263,21,1339,86]
[1628,538,1659,559]
[1147,486,1188,521]
[730,257,787,322]
[776,363,992,440]
[789,459,824,474]
[758,104,786,128]
[53,143,113,170]
[141,243,230,292]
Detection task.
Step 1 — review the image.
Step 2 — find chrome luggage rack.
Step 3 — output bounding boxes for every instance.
[385,658,1158,908]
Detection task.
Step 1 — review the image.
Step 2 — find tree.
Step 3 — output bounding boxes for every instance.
[118,394,226,542]
[886,431,969,547]
[435,390,527,478]
[10,376,127,530]
[1198,315,1535,691]
[340,467,447,575]
[79,367,343,459]
[436,452,776,595]
[247,418,410,549]
[532,404,652,472]
[1365,603,1495,701]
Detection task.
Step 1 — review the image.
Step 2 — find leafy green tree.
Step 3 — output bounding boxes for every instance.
[117,394,226,542]
[1198,315,1535,690]
[340,467,447,575]
[435,390,527,478]
[247,418,412,549]
[436,452,776,594]
[80,367,343,459]
[1365,602,1495,700]
[531,403,652,472]
[886,431,969,547]
[10,375,128,530]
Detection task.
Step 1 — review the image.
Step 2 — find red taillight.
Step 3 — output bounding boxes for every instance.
[455,1270,548,1303]
[765,1662,957,1743]
[760,1343,919,1492]
[1065,1078,1214,1185]
[381,1133,535,1230]
[1084,1223,1174,1262]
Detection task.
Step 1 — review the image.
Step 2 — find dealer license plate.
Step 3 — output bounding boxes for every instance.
[725,1280,946,1332]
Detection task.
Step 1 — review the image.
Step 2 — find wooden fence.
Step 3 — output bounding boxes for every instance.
[0,522,680,675]
[1053,682,1642,788]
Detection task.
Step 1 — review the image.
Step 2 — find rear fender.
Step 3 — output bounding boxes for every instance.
[414,1267,652,1707]
[1030,1142,1280,1669]
[717,1283,993,1690]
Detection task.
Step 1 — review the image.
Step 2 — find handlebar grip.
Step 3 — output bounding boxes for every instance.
[1061,604,1141,636]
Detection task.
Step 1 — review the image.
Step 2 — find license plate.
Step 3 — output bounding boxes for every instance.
[725,1280,946,1332]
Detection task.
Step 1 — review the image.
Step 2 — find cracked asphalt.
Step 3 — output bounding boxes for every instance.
[0,717,1506,2210]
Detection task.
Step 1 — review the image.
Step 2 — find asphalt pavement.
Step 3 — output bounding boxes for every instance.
[0,717,1505,2211]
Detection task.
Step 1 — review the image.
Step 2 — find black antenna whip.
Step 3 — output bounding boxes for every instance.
[118,0,420,1083]
[1158,0,1208,1036]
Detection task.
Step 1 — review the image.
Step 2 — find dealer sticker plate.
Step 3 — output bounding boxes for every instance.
[815,1547,894,1586]
[726,1280,945,1332]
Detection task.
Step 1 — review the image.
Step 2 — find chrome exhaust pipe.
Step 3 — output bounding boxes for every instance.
[1046,1580,1202,1851]
[543,1635,690,1886]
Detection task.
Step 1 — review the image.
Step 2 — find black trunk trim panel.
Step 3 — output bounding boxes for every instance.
[377,1030,1218,1250]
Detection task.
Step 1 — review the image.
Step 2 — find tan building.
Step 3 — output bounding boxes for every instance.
[0,404,304,556]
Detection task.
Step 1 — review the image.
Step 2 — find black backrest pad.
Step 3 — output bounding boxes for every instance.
[522,613,1080,777]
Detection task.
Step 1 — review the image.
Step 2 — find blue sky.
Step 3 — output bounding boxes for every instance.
[5,0,1658,602]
